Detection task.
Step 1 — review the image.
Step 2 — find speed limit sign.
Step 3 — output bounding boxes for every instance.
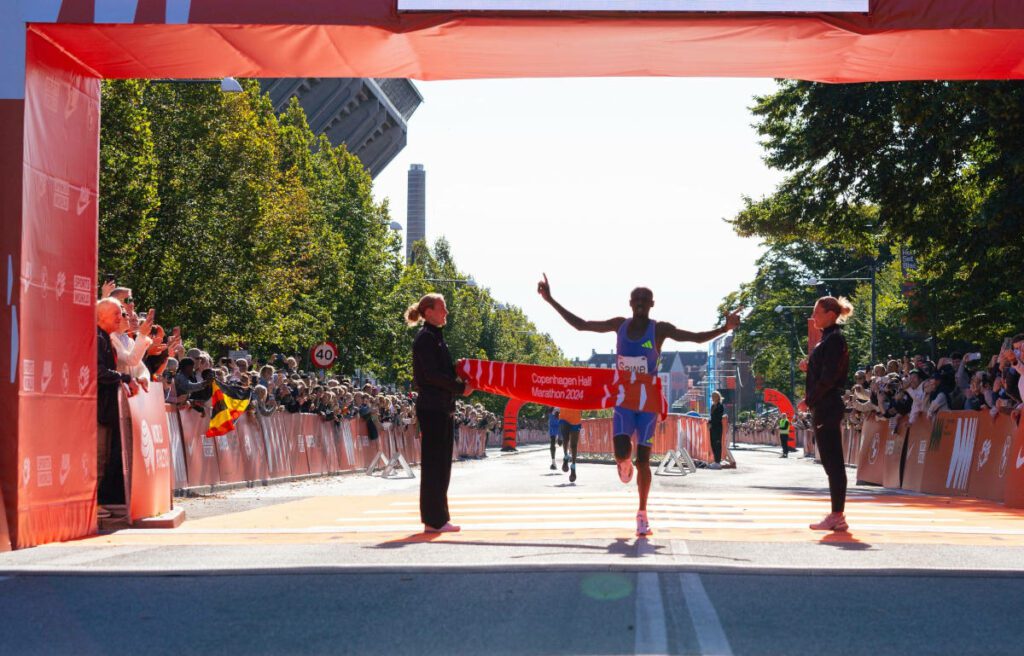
[311,342,338,368]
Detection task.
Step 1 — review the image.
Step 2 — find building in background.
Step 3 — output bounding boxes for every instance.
[406,163,426,264]
[704,334,754,422]
[260,78,422,179]
[585,349,707,410]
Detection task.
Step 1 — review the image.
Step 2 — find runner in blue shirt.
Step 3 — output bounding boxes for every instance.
[538,274,740,535]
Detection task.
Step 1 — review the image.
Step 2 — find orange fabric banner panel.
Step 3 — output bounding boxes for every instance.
[30,2,1024,83]
[257,412,291,478]
[319,421,341,473]
[882,419,908,490]
[855,418,888,485]
[0,486,9,552]
[919,411,980,498]
[5,33,101,548]
[165,405,189,490]
[284,414,311,476]
[966,413,1016,503]
[458,359,667,417]
[124,384,173,521]
[236,414,270,482]
[901,418,931,492]
[212,430,246,485]
[178,407,220,488]
[1001,418,1024,509]
[301,414,327,475]
[338,420,357,471]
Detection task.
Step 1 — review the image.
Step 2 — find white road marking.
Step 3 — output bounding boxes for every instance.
[675,541,733,656]
[680,573,733,656]
[635,571,669,655]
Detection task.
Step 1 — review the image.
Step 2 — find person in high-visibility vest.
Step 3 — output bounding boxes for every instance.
[778,414,793,459]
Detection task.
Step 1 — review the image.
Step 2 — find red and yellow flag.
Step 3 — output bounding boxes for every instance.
[206,380,252,437]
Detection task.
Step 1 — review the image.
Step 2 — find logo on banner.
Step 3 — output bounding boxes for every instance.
[59,453,70,485]
[244,434,253,457]
[22,359,35,392]
[78,366,91,393]
[1017,447,1024,470]
[37,455,52,487]
[868,433,880,464]
[73,275,92,306]
[140,420,156,474]
[33,170,48,201]
[53,180,70,212]
[945,416,977,491]
[885,437,896,457]
[22,261,32,294]
[40,267,48,299]
[203,438,215,458]
[22,457,30,486]
[76,186,90,216]
[977,438,992,471]
[64,85,80,120]
[55,272,66,300]
[62,363,70,394]
[44,75,60,113]
[40,361,52,392]
[917,439,927,464]
[998,436,1012,478]
[81,452,90,479]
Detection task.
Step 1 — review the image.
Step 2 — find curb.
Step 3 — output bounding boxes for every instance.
[2,563,1024,579]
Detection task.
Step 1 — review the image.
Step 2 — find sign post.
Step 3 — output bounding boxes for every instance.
[310,342,338,369]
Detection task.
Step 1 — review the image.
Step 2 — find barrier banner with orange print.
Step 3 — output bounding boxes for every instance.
[919,411,980,497]
[882,419,908,489]
[284,414,311,475]
[123,384,173,521]
[301,414,327,475]
[457,359,667,418]
[901,417,932,492]
[236,414,270,482]
[178,407,220,487]
[1001,417,1024,508]
[855,418,888,485]
[212,427,246,485]
[967,413,1017,503]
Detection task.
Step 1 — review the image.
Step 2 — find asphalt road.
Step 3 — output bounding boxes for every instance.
[1,444,1023,654]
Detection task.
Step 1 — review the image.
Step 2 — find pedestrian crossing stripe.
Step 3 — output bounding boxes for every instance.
[71,492,1024,548]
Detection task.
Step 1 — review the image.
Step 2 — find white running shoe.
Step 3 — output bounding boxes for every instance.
[636,511,651,536]
[809,512,848,532]
[708,462,722,470]
[424,522,461,534]
[617,458,634,484]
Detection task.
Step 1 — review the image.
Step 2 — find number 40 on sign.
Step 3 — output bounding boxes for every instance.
[311,342,338,369]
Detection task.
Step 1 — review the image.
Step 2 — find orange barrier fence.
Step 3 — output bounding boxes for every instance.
[578,415,733,465]
[153,406,492,492]
[855,410,1024,508]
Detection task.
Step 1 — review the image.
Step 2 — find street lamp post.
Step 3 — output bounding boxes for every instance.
[802,270,876,364]
[774,305,814,404]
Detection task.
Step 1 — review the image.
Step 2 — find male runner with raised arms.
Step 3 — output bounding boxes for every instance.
[538,274,740,535]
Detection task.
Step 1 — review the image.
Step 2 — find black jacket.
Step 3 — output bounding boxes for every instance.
[805,324,849,410]
[709,402,724,433]
[97,328,131,426]
[413,323,466,413]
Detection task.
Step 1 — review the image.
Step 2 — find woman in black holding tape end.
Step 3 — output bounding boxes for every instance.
[800,295,853,532]
[407,293,473,534]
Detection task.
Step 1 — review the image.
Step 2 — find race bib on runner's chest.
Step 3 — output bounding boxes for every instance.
[616,355,648,374]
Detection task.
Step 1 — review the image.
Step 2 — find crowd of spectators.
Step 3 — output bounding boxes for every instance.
[841,341,1024,433]
[96,280,502,443]
[734,336,1024,440]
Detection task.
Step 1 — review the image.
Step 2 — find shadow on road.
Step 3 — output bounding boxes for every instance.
[368,535,668,559]
[818,532,875,550]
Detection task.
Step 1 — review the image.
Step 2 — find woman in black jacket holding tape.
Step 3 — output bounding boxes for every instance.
[406,293,472,533]
[801,295,852,532]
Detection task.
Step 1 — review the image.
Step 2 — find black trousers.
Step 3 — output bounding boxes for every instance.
[779,431,791,454]
[417,407,455,529]
[709,426,723,463]
[812,397,847,513]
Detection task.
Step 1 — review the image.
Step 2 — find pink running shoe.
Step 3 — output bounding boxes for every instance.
[636,510,651,536]
[809,512,848,532]
[617,458,634,484]
[424,522,461,534]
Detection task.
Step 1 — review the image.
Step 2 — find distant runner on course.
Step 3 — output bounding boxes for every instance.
[538,274,740,536]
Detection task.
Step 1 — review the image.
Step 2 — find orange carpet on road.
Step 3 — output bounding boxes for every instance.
[64,492,1024,548]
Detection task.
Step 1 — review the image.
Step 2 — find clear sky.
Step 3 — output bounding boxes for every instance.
[373,77,785,361]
